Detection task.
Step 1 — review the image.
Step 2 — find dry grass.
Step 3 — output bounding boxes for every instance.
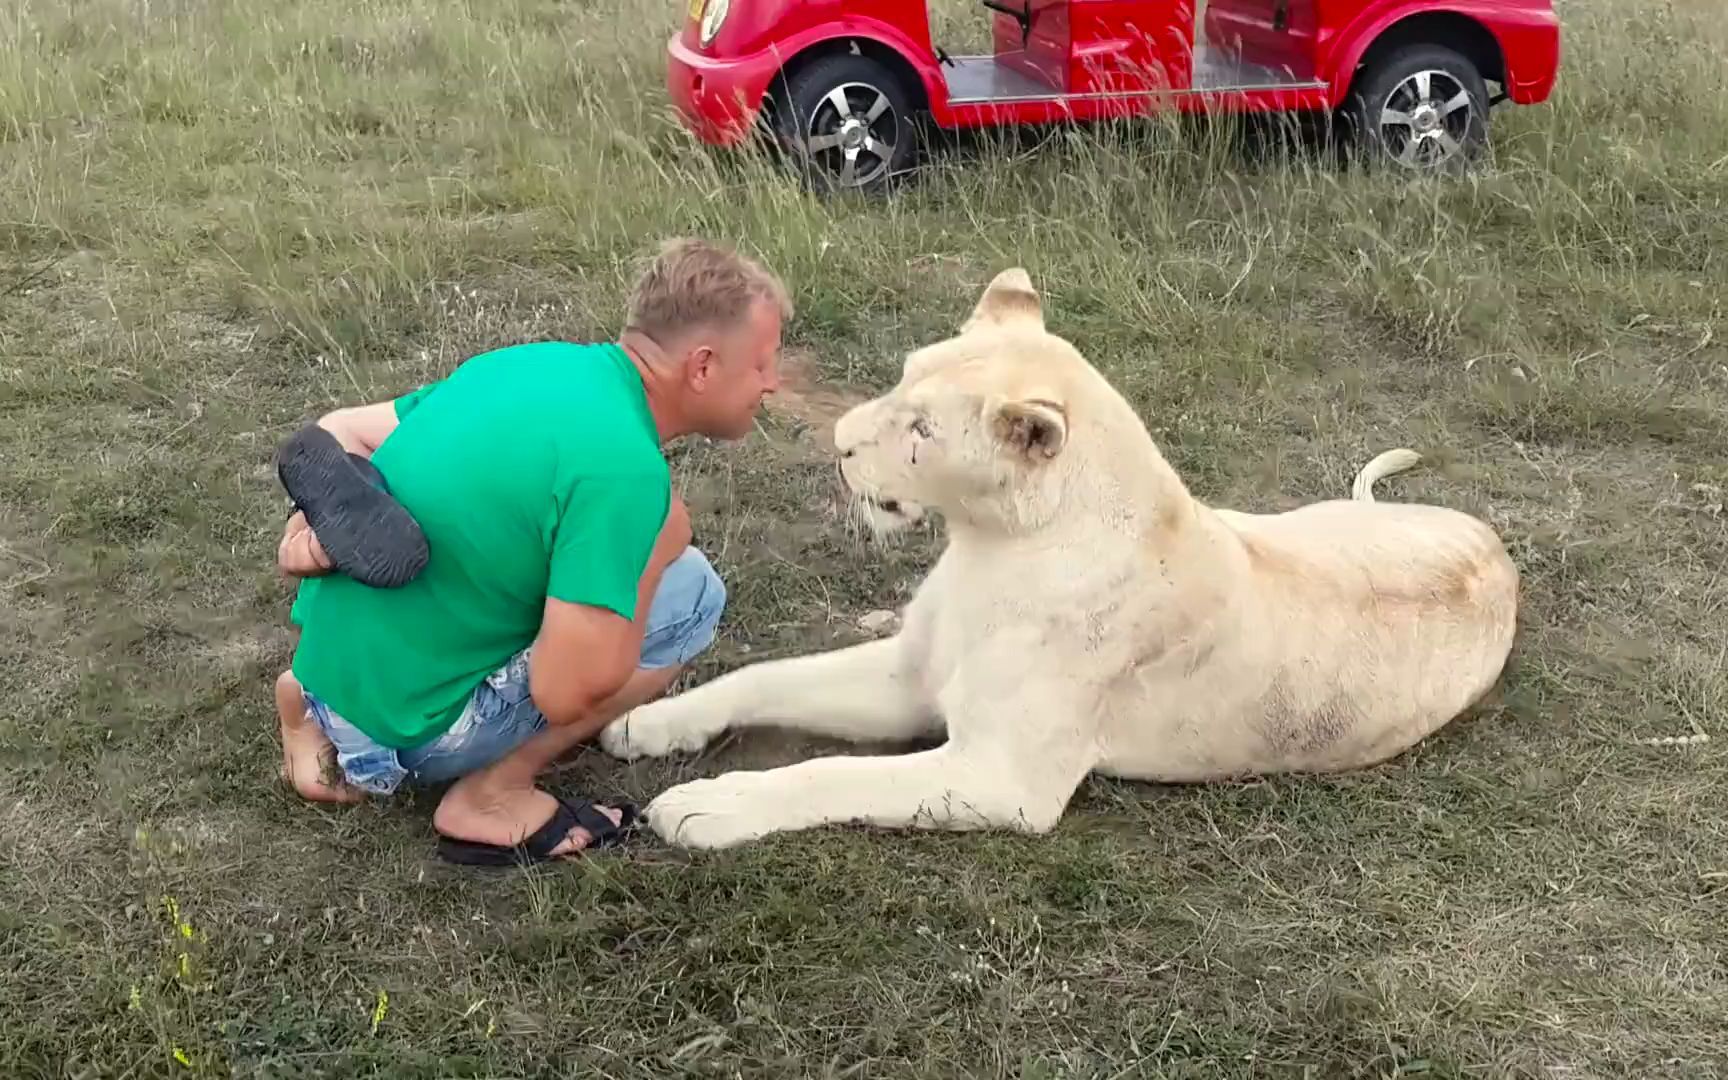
[2,0,1726,1075]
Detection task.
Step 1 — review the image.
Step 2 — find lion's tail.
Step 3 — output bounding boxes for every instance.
[1350,448,1423,502]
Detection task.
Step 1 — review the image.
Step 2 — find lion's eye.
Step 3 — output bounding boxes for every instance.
[910,418,933,438]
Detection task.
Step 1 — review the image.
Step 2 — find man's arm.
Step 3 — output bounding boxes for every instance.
[618,492,693,650]
[528,489,692,727]
[315,400,401,457]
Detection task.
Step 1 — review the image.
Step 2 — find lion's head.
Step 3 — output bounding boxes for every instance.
[834,268,1115,538]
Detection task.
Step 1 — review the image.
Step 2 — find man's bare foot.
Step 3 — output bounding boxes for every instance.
[433,777,625,858]
[275,670,362,805]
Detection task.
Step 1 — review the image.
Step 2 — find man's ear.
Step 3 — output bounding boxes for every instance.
[991,397,1067,460]
[962,267,1044,333]
[685,344,717,389]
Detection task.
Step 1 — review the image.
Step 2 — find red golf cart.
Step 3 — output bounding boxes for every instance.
[667,0,1561,190]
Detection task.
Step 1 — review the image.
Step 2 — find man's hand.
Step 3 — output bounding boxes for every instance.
[277,511,333,578]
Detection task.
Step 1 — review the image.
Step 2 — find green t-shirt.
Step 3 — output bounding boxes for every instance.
[288,341,670,749]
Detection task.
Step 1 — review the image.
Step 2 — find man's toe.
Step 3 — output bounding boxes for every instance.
[549,827,595,856]
[546,804,626,856]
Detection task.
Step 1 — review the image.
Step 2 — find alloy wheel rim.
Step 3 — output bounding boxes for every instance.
[1378,69,1475,167]
[801,82,899,187]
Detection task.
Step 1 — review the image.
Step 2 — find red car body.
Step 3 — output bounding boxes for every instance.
[668,0,1559,184]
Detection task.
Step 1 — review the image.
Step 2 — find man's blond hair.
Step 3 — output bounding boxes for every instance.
[624,237,793,345]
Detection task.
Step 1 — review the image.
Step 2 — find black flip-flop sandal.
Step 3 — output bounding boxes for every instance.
[279,452,385,519]
[275,423,429,589]
[435,796,640,867]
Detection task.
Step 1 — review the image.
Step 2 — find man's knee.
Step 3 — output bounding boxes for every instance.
[641,545,727,669]
[662,545,727,627]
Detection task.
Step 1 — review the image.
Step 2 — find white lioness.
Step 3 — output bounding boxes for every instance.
[601,268,1520,850]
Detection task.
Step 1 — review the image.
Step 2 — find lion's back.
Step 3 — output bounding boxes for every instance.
[1230,500,1518,770]
[1094,499,1519,779]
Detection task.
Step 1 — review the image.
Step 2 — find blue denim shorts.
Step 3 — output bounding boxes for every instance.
[301,545,726,795]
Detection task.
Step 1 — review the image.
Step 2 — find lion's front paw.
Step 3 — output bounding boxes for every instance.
[598,695,727,761]
[644,772,785,850]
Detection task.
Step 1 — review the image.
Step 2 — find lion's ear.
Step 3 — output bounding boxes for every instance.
[991,397,1067,460]
[962,268,1044,333]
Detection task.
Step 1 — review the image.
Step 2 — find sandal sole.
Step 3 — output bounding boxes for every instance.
[276,424,428,589]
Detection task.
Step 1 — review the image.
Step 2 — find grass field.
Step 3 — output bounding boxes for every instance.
[3,0,1726,1075]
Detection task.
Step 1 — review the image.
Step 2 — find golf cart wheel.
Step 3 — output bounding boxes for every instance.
[770,53,918,194]
[1344,43,1490,172]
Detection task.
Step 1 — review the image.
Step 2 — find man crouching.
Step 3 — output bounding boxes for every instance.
[270,237,791,866]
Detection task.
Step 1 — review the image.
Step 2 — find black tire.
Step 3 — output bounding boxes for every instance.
[769,53,919,195]
[1342,43,1490,172]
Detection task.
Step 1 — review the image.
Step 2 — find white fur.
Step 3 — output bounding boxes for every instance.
[602,269,1521,850]
[1350,448,1423,501]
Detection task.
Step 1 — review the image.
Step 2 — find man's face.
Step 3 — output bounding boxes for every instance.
[685,298,783,440]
